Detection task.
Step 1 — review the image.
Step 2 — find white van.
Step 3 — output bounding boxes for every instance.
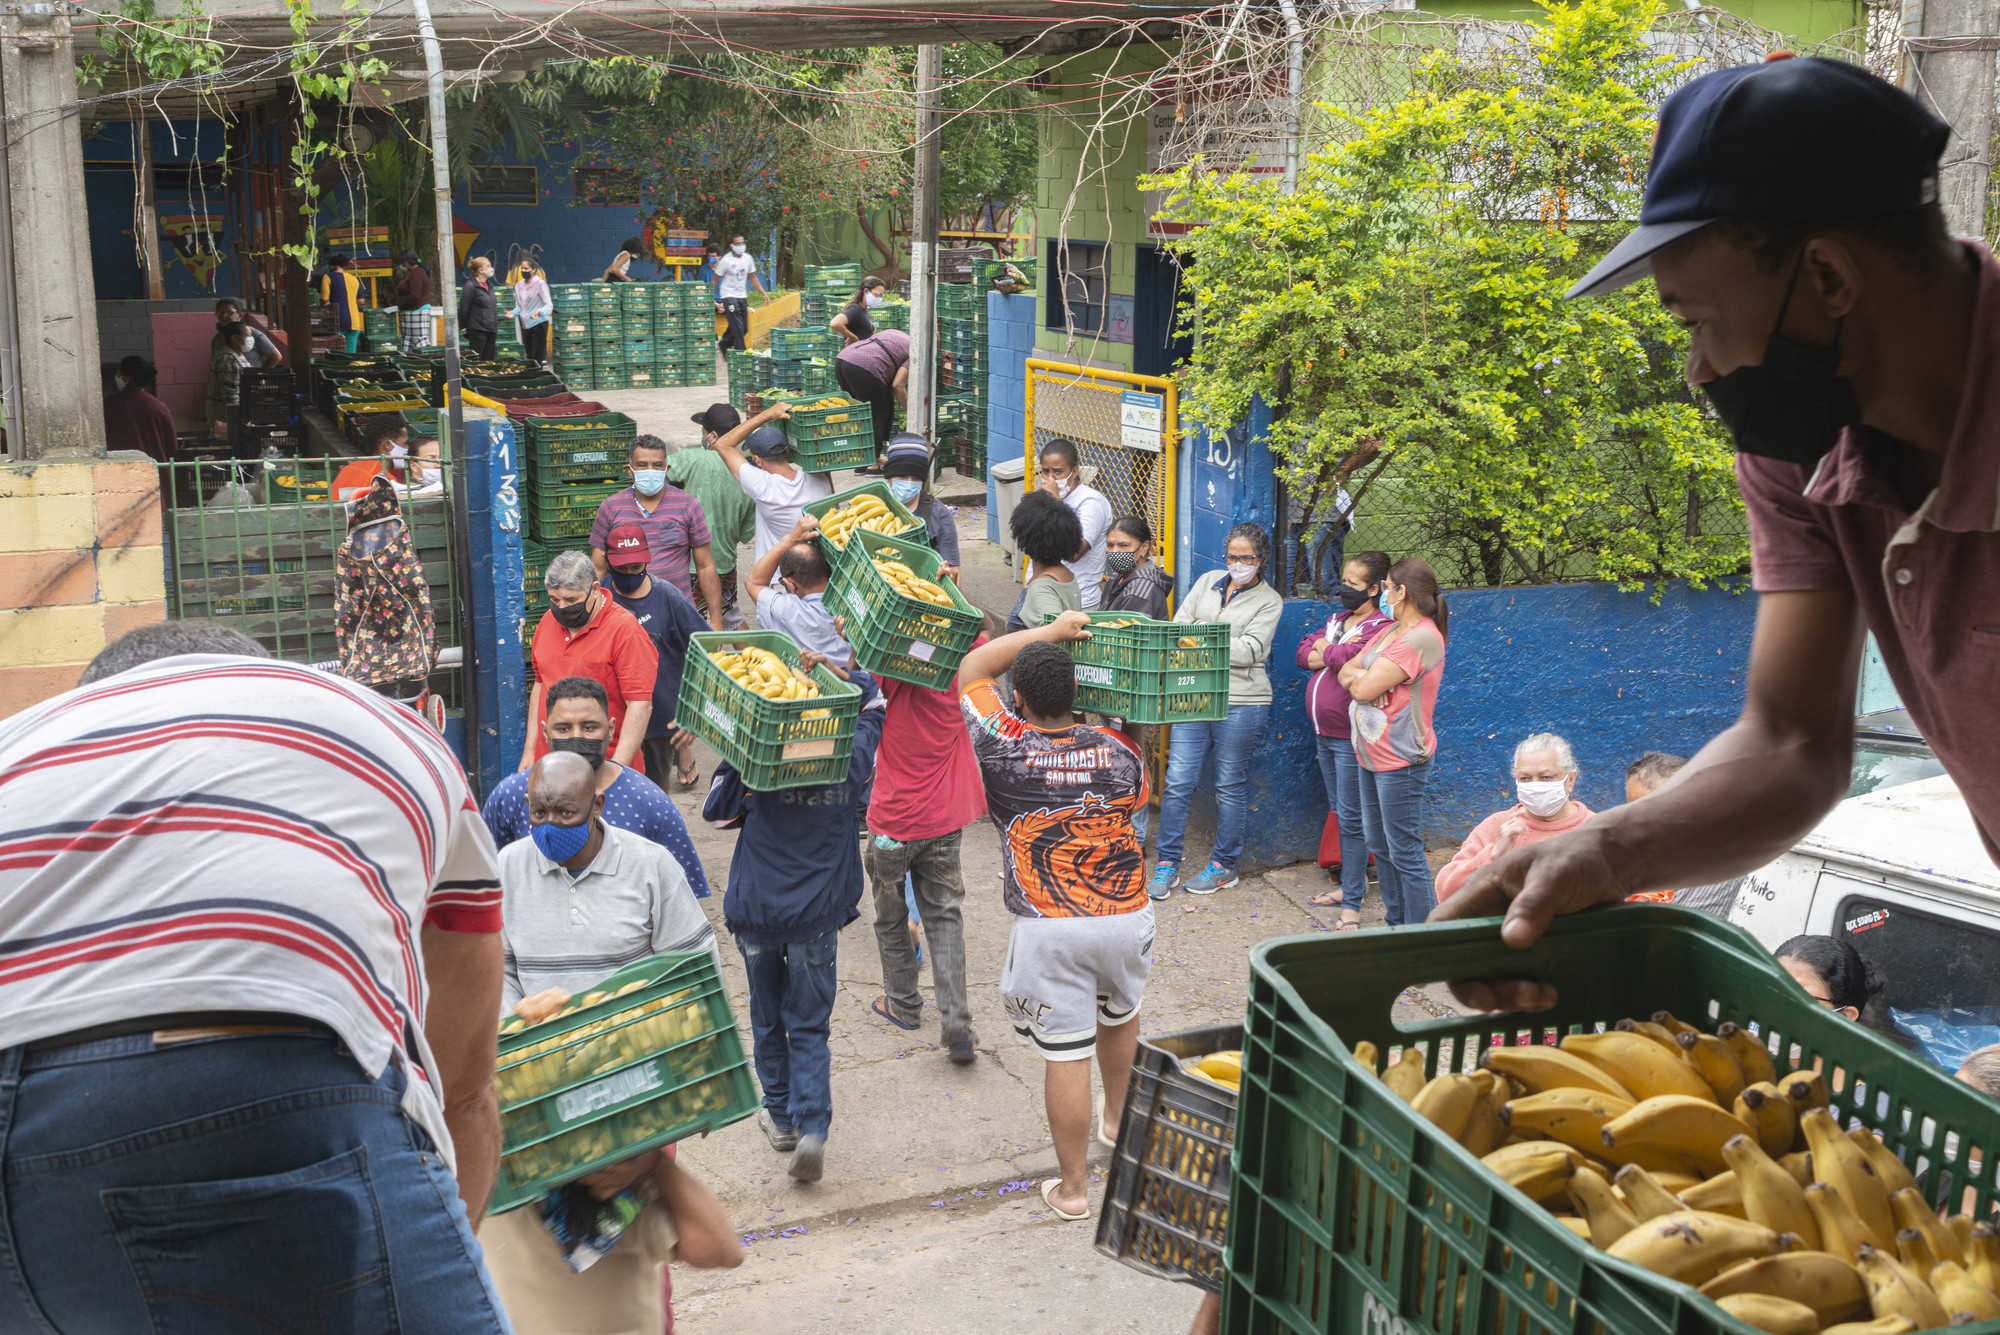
[1727,773,2000,1074]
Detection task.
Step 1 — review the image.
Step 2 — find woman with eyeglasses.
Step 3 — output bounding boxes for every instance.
[1774,935,1885,1023]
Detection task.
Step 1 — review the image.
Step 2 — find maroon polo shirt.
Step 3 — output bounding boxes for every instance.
[1736,240,2000,862]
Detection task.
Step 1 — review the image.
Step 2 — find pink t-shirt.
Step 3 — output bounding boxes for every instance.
[867,651,989,842]
[1434,801,1595,900]
[1348,618,1446,772]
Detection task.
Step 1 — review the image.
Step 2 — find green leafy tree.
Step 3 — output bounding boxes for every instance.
[1147,0,1745,591]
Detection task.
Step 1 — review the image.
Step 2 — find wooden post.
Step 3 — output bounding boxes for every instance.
[136,112,165,301]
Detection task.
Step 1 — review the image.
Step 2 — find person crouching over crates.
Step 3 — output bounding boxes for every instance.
[485,751,739,1333]
[958,611,1153,1223]
[702,651,887,1185]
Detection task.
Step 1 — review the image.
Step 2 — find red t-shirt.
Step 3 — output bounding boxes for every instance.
[868,642,989,842]
[529,595,660,774]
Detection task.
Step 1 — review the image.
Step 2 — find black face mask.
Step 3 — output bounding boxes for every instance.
[609,568,647,596]
[548,735,606,769]
[550,594,593,630]
[1701,253,1861,467]
[1335,584,1374,612]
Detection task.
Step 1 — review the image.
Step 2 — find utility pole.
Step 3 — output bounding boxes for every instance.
[908,45,942,443]
[0,1,105,458]
[1910,0,1998,237]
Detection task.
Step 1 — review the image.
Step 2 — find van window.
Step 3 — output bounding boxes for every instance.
[1836,894,2000,1071]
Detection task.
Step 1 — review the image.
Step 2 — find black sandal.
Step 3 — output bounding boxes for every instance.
[1309,889,1344,909]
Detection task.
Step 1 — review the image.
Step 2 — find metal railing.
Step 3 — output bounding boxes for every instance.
[1022,359,1179,587]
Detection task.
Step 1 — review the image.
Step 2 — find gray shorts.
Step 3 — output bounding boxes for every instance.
[999,905,1154,1062]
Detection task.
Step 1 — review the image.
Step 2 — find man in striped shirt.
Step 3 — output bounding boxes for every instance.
[0,619,513,1332]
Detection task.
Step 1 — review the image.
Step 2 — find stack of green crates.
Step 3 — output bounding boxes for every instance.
[521,537,548,639]
[550,284,598,389]
[520,411,635,543]
[362,307,399,354]
[725,350,758,410]
[803,263,861,295]
[653,283,717,388]
[874,298,911,333]
[799,291,832,330]
[493,283,523,358]
[935,281,983,324]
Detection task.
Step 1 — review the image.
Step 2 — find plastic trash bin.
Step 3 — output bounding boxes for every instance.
[990,455,1026,560]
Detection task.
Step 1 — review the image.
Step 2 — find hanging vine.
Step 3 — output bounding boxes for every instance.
[278,0,389,271]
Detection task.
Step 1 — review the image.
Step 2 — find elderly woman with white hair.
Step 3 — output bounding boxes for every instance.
[1434,732,1596,902]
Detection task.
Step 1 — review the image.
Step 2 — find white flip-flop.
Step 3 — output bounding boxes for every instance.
[1040,1177,1089,1222]
[1094,1091,1118,1150]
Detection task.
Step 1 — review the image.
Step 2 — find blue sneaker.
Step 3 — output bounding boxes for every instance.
[1149,863,1180,900]
[1182,861,1238,895]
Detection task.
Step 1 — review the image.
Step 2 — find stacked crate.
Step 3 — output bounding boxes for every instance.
[493,283,523,360]
[362,308,399,354]
[520,411,636,546]
[874,297,911,333]
[935,279,988,474]
[654,282,717,387]
[550,284,599,390]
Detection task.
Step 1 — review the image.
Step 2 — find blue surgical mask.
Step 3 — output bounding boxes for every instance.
[888,478,922,505]
[632,468,666,496]
[530,816,592,863]
[609,567,647,595]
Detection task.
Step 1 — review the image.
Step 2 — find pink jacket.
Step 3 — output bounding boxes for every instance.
[1295,608,1393,739]
[1435,802,1596,900]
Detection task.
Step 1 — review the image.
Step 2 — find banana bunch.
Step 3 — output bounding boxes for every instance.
[874,559,954,608]
[709,646,821,701]
[1182,1050,1242,1092]
[1359,1011,2000,1333]
[800,396,855,412]
[818,494,912,549]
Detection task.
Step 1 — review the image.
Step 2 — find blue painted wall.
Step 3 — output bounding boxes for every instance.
[84,120,246,301]
[1180,400,1276,602]
[985,290,1036,544]
[1181,580,1758,870]
[448,142,661,284]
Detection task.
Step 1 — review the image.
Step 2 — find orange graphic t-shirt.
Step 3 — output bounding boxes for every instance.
[960,678,1148,918]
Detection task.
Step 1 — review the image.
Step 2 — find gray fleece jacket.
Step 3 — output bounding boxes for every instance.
[1172,570,1284,705]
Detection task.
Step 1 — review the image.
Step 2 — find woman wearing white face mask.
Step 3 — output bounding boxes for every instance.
[832,276,887,346]
[1434,732,1594,902]
[878,435,959,577]
[1150,523,1284,898]
[205,321,254,440]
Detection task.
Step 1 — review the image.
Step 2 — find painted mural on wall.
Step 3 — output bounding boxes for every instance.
[159,214,225,289]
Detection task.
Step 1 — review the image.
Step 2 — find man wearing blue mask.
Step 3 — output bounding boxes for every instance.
[879,434,960,580]
[601,523,710,789]
[589,433,723,629]
[1437,55,2000,1007]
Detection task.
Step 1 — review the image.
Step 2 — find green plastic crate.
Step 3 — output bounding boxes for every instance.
[675,630,862,791]
[523,412,636,462]
[617,282,656,310]
[608,313,654,339]
[663,281,711,310]
[1064,612,1229,724]
[526,510,596,543]
[553,310,596,339]
[525,479,621,516]
[521,537,547,590]
[587,285,623,312]
[780,398,874,474]
[803,263,861,292]
[770,327,836,359]
[551,283,593,307]
[824,529,978,688]
[489,950,756,1215]
[802,481,922,570]
[1222,908,2000,1335]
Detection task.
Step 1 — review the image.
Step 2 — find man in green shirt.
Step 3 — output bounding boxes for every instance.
[671,405,759,628]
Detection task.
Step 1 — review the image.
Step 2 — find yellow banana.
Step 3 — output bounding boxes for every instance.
[1486,1045,1635,1102]
[1734,1082,1800,1160]
[1897,1227,1944,1277]
[1716,1021,1779,1087]
[1616,1017,1687,1052]
[1804,1107,1896,1250]
[1701,1251,1872,1326]
[1381,1047,1427,1102]
[1199,1052,1242,1082]
[1819,1319,1917,1335]
[1412,1072,1485,1141]
[1713,1293,1821,1335]
[1810,1182,1887,1263]
[1855,1243,1950,1330]
[1600,1094,1756,1177]
[1947,1214,1974,1260]
[1779,1151,1814,1187]
[1604,1209,1788,1286]
[1649,1010,1702,1040]
[1681,1171,1746,1219]
[1678,1030,1749,1105]
[1568,1166,1641,1248]
[1891,1187,1964,1266]
[1968,1223,2000,1292]
[1480,1141,1578,1204]
[1352,1040,1378,1073]
[1500,1087,1635,1157]
[1615,1164,1690,1222]
[1859,1129,1924,1199]
[1556,1216,1594,1242]
[1723,1133,1821,1250]
[1462,1075,1511,1158]
[1929,1260,2000,1322]
[1783,1069,1831,1114]
[1563,1031,1716,1103]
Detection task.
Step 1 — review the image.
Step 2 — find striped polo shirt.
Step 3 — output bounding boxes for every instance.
[588,485,712,603]
[0,654,504,1166]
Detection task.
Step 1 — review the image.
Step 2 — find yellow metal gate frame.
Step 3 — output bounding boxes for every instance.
[1022,359,1179,588]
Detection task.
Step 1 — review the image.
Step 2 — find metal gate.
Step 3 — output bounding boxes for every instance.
[1022,359,1179,585]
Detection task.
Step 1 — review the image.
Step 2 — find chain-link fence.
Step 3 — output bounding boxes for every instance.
[1023,361,1178,583]
[158,456,460,674]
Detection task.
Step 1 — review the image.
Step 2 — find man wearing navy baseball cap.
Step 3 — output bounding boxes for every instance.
[704,400,834,562]
[1437,54,2000,993]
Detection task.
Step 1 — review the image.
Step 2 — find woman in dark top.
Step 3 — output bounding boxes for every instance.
[1100,514,1171,621]
[831,276,887,345]
[458,257,499,361]
[104,356,177,462]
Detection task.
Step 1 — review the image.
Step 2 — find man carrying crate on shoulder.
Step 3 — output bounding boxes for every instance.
[485,752,740,1332]
[958,611,1154,1223]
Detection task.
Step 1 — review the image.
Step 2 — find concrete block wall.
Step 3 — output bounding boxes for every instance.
[97,299,214,368]
[0,454,168,716]
[149,311,285,426]
[984,291,1036,545]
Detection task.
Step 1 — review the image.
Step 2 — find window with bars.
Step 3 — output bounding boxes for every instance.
[1046,239,1108,334]
[467,165,538,205]
[572,167,642,206]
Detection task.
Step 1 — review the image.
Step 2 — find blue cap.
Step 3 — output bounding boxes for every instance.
[1568,56,1948,299]
[745,425,790,457]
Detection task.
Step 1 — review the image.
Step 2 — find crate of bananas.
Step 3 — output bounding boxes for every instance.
[1225,907,2000,1335]
[488,950,757,1215]
[778,393,876,473]
[803,483,922,568]
[675,629,862,791]
[1063,612,1230,725]
[823,528,980,690]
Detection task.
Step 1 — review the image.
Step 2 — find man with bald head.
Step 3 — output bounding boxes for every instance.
[486,751,733,1330]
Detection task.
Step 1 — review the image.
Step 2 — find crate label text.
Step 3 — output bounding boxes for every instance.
[556,1061,663,1124]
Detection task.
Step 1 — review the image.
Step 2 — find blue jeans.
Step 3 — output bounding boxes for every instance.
[1315,735,1370,911]
[1356,758,1435,925]
[0,1027,512,1333]
[1156,703,1270,871]
[738,929,839,1138]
